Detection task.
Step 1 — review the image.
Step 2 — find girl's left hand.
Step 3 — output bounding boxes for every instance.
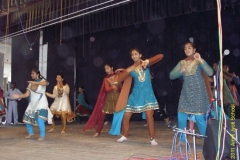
[193,53,203,62]
[115,68,124,73]
[141,59,149,69]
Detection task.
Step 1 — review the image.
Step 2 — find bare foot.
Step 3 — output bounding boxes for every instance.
[93,133,99,137]
[48,128,54,133]
[25,134,34,139]
[38,137,45,141]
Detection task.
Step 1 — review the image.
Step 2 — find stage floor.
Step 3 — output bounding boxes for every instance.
[0,120,205,160]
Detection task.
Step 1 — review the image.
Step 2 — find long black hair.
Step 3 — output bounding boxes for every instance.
[183,42,196,49]
[129,48,145,60]
[56,74,67,85]
[129,48,142,55]
[32,68,47,80]
[104,63,114,69]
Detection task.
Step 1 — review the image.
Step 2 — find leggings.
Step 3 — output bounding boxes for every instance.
[178,112,206,142]
[26,118,45,137]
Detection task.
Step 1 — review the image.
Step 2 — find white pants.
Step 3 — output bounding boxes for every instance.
[7,101,18,124]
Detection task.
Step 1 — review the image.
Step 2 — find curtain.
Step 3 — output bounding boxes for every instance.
[0,0,240,40]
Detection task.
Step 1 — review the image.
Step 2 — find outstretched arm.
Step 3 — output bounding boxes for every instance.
[114,69,131,84]
[12,89,30,99]
[27,80,49,86]
[149,54,164,66]
[169,62,183,80]
[46,86,58,99]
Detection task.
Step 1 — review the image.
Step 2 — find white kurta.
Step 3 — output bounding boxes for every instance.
[25,80,53,124]
[49,84,71,114]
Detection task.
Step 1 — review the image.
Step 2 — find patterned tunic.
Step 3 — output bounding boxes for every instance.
[170,60,213,114]
[126,67,158,113]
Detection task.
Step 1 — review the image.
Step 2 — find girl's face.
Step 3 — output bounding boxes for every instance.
[105,65,113,75]
[31,71,39,80]
[184,43,196,57]
[56,75,63,83]
[223,65,229,72]
[131,50,142,62]
[79,87,83,93]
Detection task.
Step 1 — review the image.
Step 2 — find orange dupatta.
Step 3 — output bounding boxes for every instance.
[115,54,164,112]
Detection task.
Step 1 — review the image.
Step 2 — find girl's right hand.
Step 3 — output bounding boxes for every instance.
[180,66,186,73]
[112,85,118,91]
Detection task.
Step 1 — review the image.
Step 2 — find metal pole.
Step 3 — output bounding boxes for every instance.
[214,75,218,120]
[185,128,188,160]
[192,130,197,160]
[73,57,76,114]
[236,129,239,160]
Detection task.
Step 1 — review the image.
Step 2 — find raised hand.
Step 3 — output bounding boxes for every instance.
[141,59,149,69]
[193,53,203,63]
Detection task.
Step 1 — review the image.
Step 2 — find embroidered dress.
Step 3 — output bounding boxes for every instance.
[23,79,52,125]
[102,74,121,114]
[125,67,158,112]
[83,73,121,132]
[170,60,213,114]
[49,85,71,115]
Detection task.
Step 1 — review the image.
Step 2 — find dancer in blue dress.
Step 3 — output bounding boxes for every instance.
[169,42,213,142]
[111,48,164,146]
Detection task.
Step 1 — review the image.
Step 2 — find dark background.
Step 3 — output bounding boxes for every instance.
[11,5,240,122]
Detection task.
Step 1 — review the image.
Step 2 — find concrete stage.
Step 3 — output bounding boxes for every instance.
[0,120,205,160]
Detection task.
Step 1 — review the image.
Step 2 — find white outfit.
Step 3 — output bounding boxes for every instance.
[24,81,53,124]
[49,84,71,114]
